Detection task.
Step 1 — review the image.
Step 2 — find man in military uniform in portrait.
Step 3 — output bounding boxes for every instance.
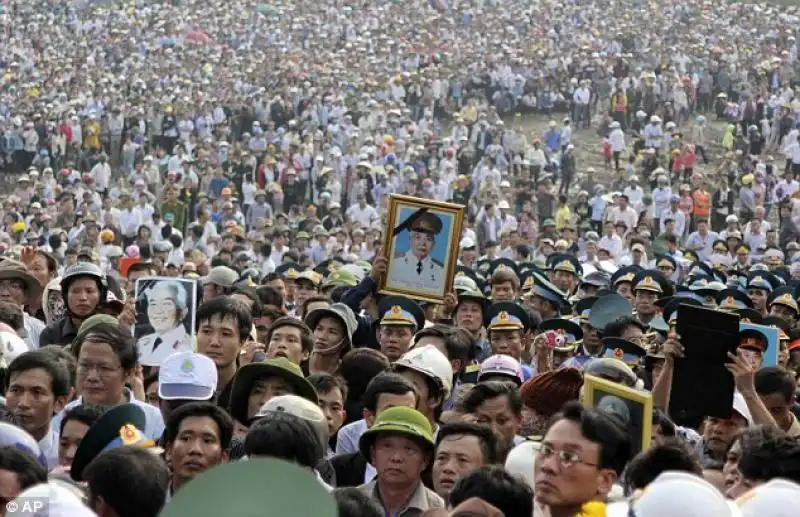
[388,210,446,292]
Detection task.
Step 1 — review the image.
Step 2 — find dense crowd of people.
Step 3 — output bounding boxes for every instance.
[2,0,800,516]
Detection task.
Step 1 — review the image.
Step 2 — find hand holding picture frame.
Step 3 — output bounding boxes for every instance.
[583,374,654,457]
[380,194,464,304]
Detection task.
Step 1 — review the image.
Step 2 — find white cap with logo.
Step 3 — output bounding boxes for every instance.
[158,352,218,401]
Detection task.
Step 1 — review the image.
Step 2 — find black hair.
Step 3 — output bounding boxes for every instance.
[603,315,647,338]
[72,322,138,370]
[196,296,253,344]
[653,408,677,437]
[0,301,24,333]
[83,447,170,517]
[461,381,523,417]
[755,367,796,403]
[7,349,70,397]
[0,447,47,490]
[549,401,631,476]
[725,424,785,457]
[255,285,284,310]
[307,373,349,402]
[362,372,418,414]
[266,317,314,355]
[436,421,499,465]
[739,436,800,484]
[231,286,264,317]
[59,404,104,435]
[414,325,473,366]
[164,401,234,451]
[329,285,350,303]
[340,348,391,396]
[625,438,702,491]
[210,257,229,268]
[143,372,159,394]
[40,345,78,390]
[244,411,323,469]
[448,465,533,517]
[333,487,384,517]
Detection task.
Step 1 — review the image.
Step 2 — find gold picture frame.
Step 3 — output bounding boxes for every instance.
[380,194,464,304]
[583,374,654,456]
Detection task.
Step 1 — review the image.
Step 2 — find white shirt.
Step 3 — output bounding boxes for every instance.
[609,129,626,153]
[609,206,639,233]
[23,313,44,349]
[388,250,446,293]
[119,209,143,237]
[346,204,379,227]
[573,87,591,104]
[598,234,624,258]
[39,425,59,470]
[137,326,193,367]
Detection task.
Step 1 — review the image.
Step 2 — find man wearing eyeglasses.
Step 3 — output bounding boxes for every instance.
[534,401,631,516]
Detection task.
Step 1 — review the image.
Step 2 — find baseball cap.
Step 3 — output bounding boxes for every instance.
[158,352,218,401]
[253,395,328,450]
[478,354,524,384]
[201,266,239,288]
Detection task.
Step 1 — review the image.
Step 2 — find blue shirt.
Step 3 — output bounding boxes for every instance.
[52,389,165,442]
[335,418,368,456]
[589,196,607,221]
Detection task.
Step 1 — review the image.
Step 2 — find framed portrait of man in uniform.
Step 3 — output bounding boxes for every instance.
[381,194,464,304]
[584,374,653,457]
[134,277,197,367]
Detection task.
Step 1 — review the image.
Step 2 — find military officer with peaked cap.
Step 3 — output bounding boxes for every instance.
[632,269,671,326]
[483,302,533,378]
[654,254,677,281]
[388,211,446,292]
[716,289,754,312]
[610,265,642,303]
[547,253,582,294]
[528,271,568,321]
[579,270,611,299]
[746,270,781,317]
[599,337,647,369]
[375,295,426,362]
[561,293,632,370]
[767,286,798,325]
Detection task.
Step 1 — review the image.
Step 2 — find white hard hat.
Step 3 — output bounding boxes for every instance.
[504,441,540,488]
[738,478,800,517]
[394,345,453,399]
[625,471,741,517]
[13,481,95,517]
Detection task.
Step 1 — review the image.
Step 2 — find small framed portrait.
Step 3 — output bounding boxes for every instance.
[381,194,464,304]
[134,277,197,367]
[739,322,779,368]
[583,374,654,456]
